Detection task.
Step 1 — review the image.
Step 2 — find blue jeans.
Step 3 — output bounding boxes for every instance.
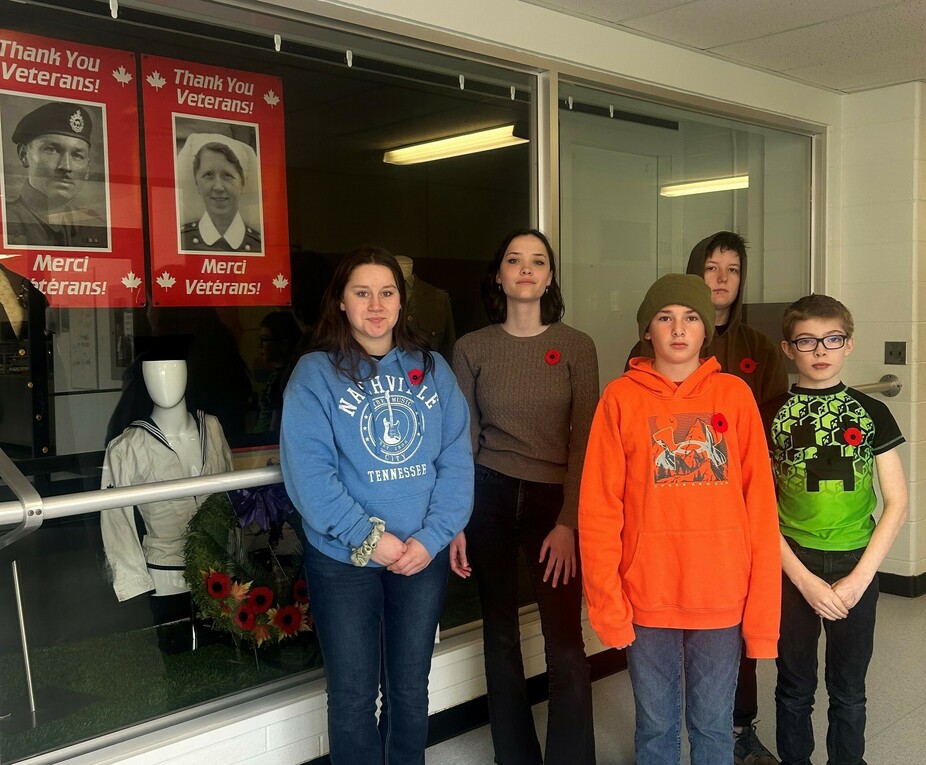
[776,539,878,765]
[305,542,450,765]
[466,467,595,765]
[626,623,741,765]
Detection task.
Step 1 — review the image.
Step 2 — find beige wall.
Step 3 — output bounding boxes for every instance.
[833,83,924,577]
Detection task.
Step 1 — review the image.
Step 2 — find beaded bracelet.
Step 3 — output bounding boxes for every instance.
[350,516,386,567]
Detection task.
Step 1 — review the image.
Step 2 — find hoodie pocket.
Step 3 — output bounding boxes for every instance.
[362,490,431,540]
[624,527,750,612]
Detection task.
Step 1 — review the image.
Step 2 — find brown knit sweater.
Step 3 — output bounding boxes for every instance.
[452,322,600,527]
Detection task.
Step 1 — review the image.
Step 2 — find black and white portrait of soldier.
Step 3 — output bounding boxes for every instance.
[176,126,262,255]
[3,99,109,249]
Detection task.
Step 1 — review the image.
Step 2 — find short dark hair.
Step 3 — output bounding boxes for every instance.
[781,294,854,341]
[704,231,747,263]
[481,228,565,325]
[307,246,433,383]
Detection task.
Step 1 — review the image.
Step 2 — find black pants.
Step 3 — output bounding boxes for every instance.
[466,466,596,765]
[775,539,878,765]
[733,643,758,727]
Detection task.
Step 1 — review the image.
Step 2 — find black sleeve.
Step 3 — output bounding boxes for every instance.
[847,388,905,455]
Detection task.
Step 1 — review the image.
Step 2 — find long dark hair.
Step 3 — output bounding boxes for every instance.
[307,246,434,383]
[480,228,565,325]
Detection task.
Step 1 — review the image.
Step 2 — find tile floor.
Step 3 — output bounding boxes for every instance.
[426,592,926,763]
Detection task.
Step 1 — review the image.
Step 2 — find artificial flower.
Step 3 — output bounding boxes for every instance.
[739,357,757,374]
[234,604,256,631]
[293,579,309,604]
[204,569,231,600]
[544,349,561,365]
[270,605,303,636]
[408,368,424,385]
[844,427,863,446]
[711,413,729,433]
[249,586,274,614]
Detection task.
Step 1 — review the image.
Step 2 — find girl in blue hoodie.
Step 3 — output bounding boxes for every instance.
[280,247,473,765]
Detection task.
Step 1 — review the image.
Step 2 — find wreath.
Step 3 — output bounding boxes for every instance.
[184,486,312,647]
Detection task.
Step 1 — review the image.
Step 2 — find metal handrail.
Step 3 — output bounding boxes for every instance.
[852,374,902,398]
[0,447,44,551]
[0,465,284,530]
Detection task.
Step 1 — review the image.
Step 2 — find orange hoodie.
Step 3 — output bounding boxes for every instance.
[579,357,780,658]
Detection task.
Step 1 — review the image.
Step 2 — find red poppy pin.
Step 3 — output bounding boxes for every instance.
[843,427,863,446]
[739,357,757,374]
[408,368,424,385]
[711,412,729,433]
[544,349,561,366]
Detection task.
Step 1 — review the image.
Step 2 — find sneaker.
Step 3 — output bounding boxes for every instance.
[733,724,779,765]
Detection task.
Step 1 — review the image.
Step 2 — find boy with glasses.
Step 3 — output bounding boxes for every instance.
[770,294,908,765]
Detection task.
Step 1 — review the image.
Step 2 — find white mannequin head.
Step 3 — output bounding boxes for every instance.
[142,360,188,410]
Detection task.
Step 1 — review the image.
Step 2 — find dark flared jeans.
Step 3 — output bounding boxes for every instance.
[466,466,596,765]
[776,538,878,765]
[305,543,450,765]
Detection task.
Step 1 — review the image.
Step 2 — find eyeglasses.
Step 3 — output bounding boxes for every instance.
[789,334,848,352]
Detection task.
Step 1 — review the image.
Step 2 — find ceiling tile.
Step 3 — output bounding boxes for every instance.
[522,0,926,92]
[711,0,926,73]
[784,45,926,92]
[622,0,905,49]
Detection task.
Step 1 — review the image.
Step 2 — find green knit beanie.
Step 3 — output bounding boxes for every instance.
[636,274,715,345]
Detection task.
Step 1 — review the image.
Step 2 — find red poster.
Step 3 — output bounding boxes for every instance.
[0,31,144,307]
[141,55,290,307]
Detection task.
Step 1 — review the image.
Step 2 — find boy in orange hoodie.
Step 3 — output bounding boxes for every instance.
[579,274,781,765]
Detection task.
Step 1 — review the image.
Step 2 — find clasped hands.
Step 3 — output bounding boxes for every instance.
[800,571,869,620]
[373,532,432,576]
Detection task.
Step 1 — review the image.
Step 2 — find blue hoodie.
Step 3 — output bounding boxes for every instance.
[280,348,474,565]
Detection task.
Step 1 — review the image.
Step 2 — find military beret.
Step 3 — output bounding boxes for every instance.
[11,102,93,147]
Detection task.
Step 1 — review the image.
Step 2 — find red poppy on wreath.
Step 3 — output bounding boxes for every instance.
[545,349,561,365]
[711,413,729,433]
[249,585,274,614]
[272,604,303,636]
[293,579,309,604]
[407,368,424,386]
[739,357,757,374]
[234,603,256,631]
[205,570,231,600]
[843,427,863,446]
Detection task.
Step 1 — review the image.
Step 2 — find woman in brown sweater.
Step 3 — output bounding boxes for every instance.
[451,229,599,765]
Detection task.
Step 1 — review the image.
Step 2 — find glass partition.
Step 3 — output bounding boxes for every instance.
[0,1,533,760]
[558,82,813,386]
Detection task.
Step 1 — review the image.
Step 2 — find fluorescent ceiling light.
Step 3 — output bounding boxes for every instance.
[659,175,749,197]
[383,124,529,165]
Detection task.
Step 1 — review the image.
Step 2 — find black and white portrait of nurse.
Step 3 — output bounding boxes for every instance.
[175,125,263,254]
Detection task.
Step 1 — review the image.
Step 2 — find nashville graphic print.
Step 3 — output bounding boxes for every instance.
[649,412,729,484]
